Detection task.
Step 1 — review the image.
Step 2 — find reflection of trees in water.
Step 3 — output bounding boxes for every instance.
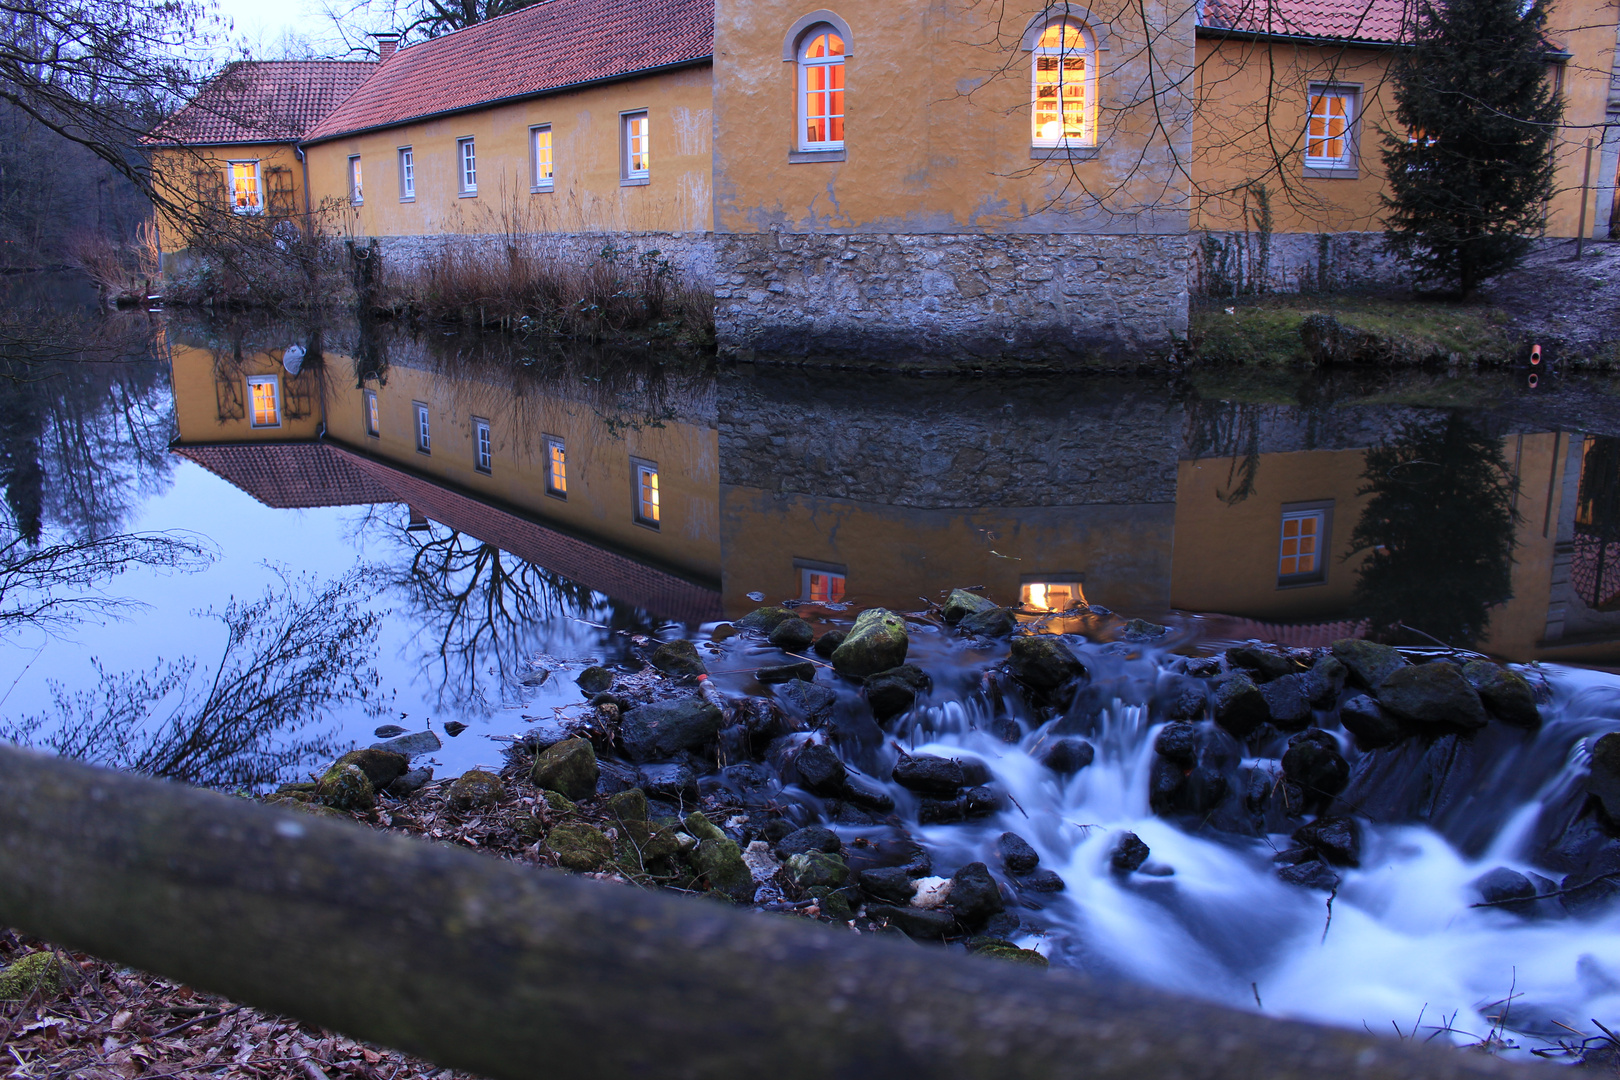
[1183,398,1262,505]
[1348,414,1518,646]
[0,570,388,790]
[360,507,658,717]
[1574,436,1620,611]
[0,529,212,634]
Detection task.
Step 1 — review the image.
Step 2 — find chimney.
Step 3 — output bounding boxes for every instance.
[373,32,400,63]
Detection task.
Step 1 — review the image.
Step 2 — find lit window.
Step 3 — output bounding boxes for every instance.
[799,28,845,150]
[806,570,845,603]
[546,436,567,497]
[1306,88,1357,168]
[531,125,554,189]
[1020,578,1086,611]
[1031,20,1092,147]
[247,375,280,427]
[623,112,649,181]
[458,137,477,194]
[633,458,659,527]
[414,402,431,453]
[399,147,415,200]
[473,416,492,473]
[229,161,262,213]
[348,155,363,204]
[363,389,379,436]
[1279,509,1326,580]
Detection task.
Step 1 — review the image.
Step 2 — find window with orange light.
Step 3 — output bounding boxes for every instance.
[633,458,659,527]
[799,27,845,150]
[247,375,279,427]
[1020,578,1086,611]
[546,436,567,498]
[806,571,845,603]
[1278,507,1329,583]
[1305,87,1358,169]
[1031,20,1091,147]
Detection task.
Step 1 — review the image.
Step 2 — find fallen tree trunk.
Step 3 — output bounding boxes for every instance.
[0,745,1539,1080]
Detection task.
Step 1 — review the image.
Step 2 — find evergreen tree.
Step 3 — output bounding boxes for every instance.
[1348,414,1518,646]
[1379,0,1563,296]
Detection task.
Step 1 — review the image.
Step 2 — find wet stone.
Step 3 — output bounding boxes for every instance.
[813,630,846,658]
[637,761,698,803]
[1020,868,1066,892]
[531,737,598,802]
[997,831,1039,874]
[830,608,910,678]
[369,729,442,760]
[756,661,816,683]
[1331,638,1407,690]
[1377,663,1488,732]
[941,588,997,625]
[448,769,504,811]
[1277,859,1341,891]
[1120,618,1168,640]
[776,825,842,860]
[1302,655,1348,705]
[619,697,725,762]
[775,678,838,725]
[1281,730,1349,804]
[651,639,706,677]
[1154,721,1198,766]
[1007,635,1086,694]
[1111,832,1151,873]
[1226,644,1296,681]
[373,724,405,739]
[387,766,432,798]
[865,664,930,720]
[1260,675,1314,731]
[768,617,815,652]
[1293,816,1361,867]
[838,770,896,811]
[737,606,795,632]
[893,754,965,796]
[959,606,1017,638]
[947,861,1005,928]
[576,666,615,694]
[1340,694,1403,749]
[918,786,1001,824]
[1213,673,1269,737]
[788,851,850,889]
[1461,660,1540,728]
[333,748,409,790]
[1589,732,1620,826]
[1470,867,1538,916]
[1040,737,1095,774]
[317,762,375,812]
[868,903,955,940]
[794,742,846,794]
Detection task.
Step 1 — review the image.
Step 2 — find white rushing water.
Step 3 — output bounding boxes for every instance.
[806,631,1620,1057]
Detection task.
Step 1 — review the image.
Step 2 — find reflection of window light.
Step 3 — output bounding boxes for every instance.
[1020,575,1085,611]
[363,389,379,436]
[1279,508,1326,579]
[473,416,492,474]
[633,458,659,527]
[414,402,431,453]
[248,375,279,426]
[546,436,567,497]
[806,570,845,603]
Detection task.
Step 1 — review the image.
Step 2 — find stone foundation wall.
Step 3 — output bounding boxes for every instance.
[1189,230,1411,296]
[370,231,718,289]
[713,232,1191,367]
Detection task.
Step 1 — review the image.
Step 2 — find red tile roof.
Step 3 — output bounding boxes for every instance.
[173,442,396,506]
[1199,0,1411,43]
[146,61,377,145]
[304,0,713,144]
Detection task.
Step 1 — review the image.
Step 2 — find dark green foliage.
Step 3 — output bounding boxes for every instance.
[1379,0,1562,295]
[1348,414,1518,645]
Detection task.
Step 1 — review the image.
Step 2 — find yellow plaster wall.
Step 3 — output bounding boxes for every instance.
[169,343,323,442]
[1479,432,1568,659]
[719,488,1175,619]
[303,66,714,238]
[322,362,720,583]
[151,144,309,255]
[712,0,1194,235]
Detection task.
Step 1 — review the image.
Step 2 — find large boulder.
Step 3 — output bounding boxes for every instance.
[1339,694,1403,749]
[1007,635,1085,694]
[1590,732,1620,825]
[947,862,1005,928]
[332,748,409,790]
[864,664,930,720]
[1331,639,1405,689]
[1461,660,1540,728]
[1212,673,1269,737]
[620,697,725,761]
[651,639,706,677]
[893,754,965,796]
[769,618,815,652]
[448,769,504,810]
[830,609,909,678]
[1293,816,1361,867]
[737,606,796,632]
[531,737,599,801]
[942,588,998,625]
[1377,663,1488,731]
[317,762,375,811]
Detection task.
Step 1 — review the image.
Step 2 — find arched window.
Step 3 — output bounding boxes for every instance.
[799,26,845,150]
[1030,18,1094,147]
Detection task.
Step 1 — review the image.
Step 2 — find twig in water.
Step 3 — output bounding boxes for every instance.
[1252,982,1263,1009]
[1322,884,1337,943]
[1005,791,1030,819]
[1470,869,1620,907]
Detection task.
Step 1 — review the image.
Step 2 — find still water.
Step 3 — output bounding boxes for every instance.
[4,288,1620,1052]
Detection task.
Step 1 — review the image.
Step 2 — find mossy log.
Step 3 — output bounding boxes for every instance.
[0,746,1535,1080]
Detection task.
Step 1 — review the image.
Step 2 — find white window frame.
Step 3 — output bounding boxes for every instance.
[348,155,363,205]
[621,111,650,186]
[398,147,415,201]
[794,558,848,603]
[631,456,659,528]
[1277,501,1333,586]
[247,375,281,428]
[227,160,263,215]
[363,389,379,437]
[797,26,846,152]
[1304,85,1359,174]
[530,124,554,191]
[473,416,492,474]
[1029,18,1097,149]
[413,401,431,454]
[545,435,567,499]
[457,137,478,196]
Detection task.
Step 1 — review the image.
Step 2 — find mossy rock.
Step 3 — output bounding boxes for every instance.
[737,606,795,632]
[546,822,614,871]
[809,886,854,922]
[541,789,576,815]
[941,588,998,625]
[576,666,615,694]
[1461,660,1539,728]
[1120,618,1168,641]
[0,951,63,1000]
[276,782,318,795]
[1007,635,1085,693]
[788,851,850,889]
[830,608,909,678]
[684,811,753,901]
[965,937,1049,968]
[264,790,316,806]
[651,639,707,677]
[605,788,654,851]
[531,737,599,801]
[317,762,376,811]
[1331,638,1405,689]
[448,769,506,810]
[768,618,815,652]
[959,606,1017,638]
[333,748,410,789]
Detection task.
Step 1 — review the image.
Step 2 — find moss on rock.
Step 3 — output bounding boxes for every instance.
[830,608,909,678]
[545,822,614,871]
[448,769,505,810]
[0,951,63,1000]
[317,762,375,811]
[651,639,707,677]
[531,737,599,801]
[332,748,409,790]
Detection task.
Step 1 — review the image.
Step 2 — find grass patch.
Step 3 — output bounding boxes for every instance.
[1189,293,1518,367]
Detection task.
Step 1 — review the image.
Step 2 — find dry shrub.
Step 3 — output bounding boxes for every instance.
[64,220,161,305]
